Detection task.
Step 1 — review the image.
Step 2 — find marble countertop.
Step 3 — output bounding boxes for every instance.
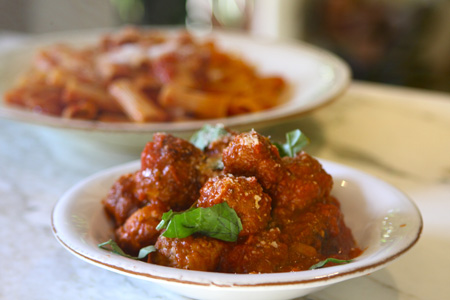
[1,79,449,300]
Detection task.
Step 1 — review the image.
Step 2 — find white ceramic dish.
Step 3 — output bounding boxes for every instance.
[52,159,422,300]
[0,28,350,153]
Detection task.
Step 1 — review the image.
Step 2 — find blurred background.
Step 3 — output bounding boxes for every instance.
[0,0,449,93]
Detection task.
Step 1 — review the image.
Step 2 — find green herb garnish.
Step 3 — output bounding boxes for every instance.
[309,258,353,270]
[157,202,242,242]
[98,203,241,260]
[273,129,310,157]
[190,124,229,150]
[98,239,156,260]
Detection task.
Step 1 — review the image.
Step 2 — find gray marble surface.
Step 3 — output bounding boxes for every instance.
[1,80,449,300]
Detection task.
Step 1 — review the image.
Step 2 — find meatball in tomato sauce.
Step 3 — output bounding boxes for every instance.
[271,151,333,223]
[197,175,271,236]
[135,133,205,211]
[219,227,288,274]
[102,172,141,226]
[152,235,228,271]
[276,199,360,271]
[222,130,283,191]
[115,200,170,256]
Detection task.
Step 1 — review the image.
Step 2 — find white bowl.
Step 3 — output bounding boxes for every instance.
[0,28,350,154]
[51,159,422,300]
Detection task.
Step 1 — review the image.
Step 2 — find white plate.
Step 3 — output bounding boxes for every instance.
[0,28,350,153]
[51,159,422,300]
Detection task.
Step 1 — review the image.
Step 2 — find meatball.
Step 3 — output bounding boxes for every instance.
[196,128,238,183]
[115,200,170,256]
[279,208,330,251]
[197,175,271,236]
[135,133,205,211]
[102,172,141,226]
[222,130,283,191]
[152,235,227,271]
[203,129,237,158]
[219,227,289,273]
[274,205,332,271]
[281,242,319,272]
[271,152,333,220]
[278,200,359,270]
[312,199,360,258]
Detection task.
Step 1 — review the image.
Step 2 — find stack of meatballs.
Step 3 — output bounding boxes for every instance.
[102,128,360,273]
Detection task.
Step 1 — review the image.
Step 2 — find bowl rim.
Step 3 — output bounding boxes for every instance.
[51,159,423,289]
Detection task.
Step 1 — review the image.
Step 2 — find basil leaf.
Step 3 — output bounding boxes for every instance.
[309,258,353,270]
[98,239,156,260]
[273,129,310,157]
[189,124,229,151]
[273,142,286,157]
[157,202,243,242]
[137,245,158,259]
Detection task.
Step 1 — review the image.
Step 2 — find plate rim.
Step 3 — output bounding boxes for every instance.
[0,27,350,133]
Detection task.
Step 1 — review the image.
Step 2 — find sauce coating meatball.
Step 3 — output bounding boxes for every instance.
[222,130,283,191]
[277,199,360,271]
[271,151,333,221]
[312,198,361,259]
[115,200,170,256]
[135,133,205,210]
[219,227,288,274]
[152,235,228,271]
[197,175,271,236]
[102,172,141,226]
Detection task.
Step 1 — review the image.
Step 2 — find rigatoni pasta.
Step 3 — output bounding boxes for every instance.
[109,79,168,122]
[159,83,231,119]
[4,26,287,123]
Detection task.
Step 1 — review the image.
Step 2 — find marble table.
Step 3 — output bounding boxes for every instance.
[1,81,449,300]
